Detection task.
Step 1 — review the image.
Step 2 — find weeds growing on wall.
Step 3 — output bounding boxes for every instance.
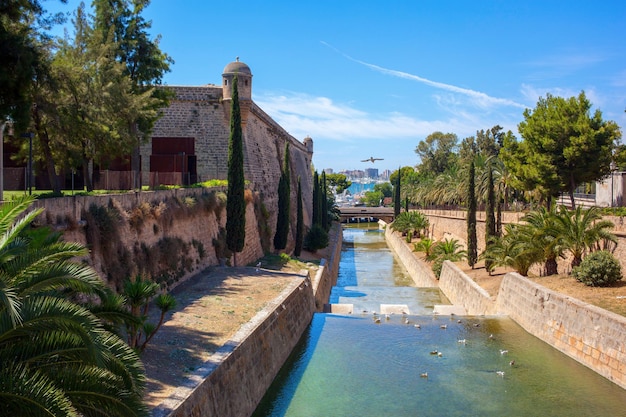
[83,191,228,291]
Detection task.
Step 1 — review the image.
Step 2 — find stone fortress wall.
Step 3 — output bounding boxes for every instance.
[148,59,314,251]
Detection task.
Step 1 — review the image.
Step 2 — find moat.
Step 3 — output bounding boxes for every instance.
[252,225,626,417]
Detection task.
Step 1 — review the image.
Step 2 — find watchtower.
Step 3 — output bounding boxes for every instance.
[222,57,252,126]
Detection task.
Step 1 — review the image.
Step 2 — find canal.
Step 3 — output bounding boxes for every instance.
[252,225,626,417]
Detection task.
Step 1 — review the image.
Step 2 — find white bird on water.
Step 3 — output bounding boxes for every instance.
[255,261,261,272]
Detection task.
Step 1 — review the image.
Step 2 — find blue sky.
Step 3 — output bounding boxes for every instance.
[48,1,626,174]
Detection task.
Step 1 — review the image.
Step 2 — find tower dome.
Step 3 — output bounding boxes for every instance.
[222,57,252,101]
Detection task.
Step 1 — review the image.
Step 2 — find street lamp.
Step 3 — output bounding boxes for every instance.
[20,132,34,195]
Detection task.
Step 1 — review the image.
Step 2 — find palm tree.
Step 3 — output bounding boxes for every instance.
[428,238,467,278]
[391,211,429,241]
[521,205,563,276]
[0,197,148,417]
[480,223,543,276]
[553,205,617,269]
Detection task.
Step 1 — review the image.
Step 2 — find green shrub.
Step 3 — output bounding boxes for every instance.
[304,224,329,253]
[572,250,622,287]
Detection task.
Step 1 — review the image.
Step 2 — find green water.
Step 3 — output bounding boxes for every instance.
[252,226,626,417]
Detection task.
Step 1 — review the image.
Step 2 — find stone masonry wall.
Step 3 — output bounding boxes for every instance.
[496,272,626,390]
[150,86,314,254]
[387,218,626,389]
[384,224,438,287]
[438,261,496,315]
[312,223,344,311]
[29,188,264,290]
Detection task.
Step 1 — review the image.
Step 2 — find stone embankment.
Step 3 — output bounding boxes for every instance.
[152,224,343,417]
[384,223,626,391]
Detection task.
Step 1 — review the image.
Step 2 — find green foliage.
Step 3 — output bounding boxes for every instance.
[321,171,329,231]
[312,171,321,226]
[304,224,329,253]
[414,131,459,175]
[467,159,477,267]
[413,237,435,257]
[394,166,401,216]
[294,177,304,257]
[553,205,617,269]
[428,238,467,278]
[122,275,176,352]
[325,173,352,194]
[484,163,496,270]
[572,251,622,287]
[389,166,418,187]
[480,223,543,276]
[391,211,429,239]
[374,182,393,197]
[226,77,246,258]
[363,190,384,207]
[0,196,148,416]
[274,143,291,251]
[503,92,620,207]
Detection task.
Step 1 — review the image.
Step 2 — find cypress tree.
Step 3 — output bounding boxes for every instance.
[273,143,291,251]
[321,171,329,230]
[394,167,401,216]
[467,159,477,268]
[294,176,304,257]
[312,171,320,226]
[485,163,496,272]
[226,76,245,265]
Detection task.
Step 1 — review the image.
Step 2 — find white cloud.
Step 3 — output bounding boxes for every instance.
[321,41,526,110]
[255,92,519,144]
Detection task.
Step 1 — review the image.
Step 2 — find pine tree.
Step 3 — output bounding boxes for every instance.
[294,176,304,257]
[484,163,496,272]
[226,77,246,265]
[394,166,402,216]
[273,143,291,251]
[467,159,477,268]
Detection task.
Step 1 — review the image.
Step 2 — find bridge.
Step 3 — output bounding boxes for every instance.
[338,206,395,223]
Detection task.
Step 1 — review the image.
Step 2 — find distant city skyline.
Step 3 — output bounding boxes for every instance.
[47,1,626,173]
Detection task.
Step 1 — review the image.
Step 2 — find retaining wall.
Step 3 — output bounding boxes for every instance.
[387,227,626,390]
[312,223,344,311]
[152,276,315,417]
[438,261,496,315]
[152,223,344,417]
[384,225,438,287]
[496,272,626,390]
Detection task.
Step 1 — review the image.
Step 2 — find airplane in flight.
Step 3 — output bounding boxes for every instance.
[361,157,384,163]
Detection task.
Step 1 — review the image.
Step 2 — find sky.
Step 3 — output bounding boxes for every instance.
[46,1,626,174]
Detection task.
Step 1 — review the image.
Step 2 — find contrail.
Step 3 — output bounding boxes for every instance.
[321,41,526,109]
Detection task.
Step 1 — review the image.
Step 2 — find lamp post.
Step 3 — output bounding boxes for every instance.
[20,132,34,195]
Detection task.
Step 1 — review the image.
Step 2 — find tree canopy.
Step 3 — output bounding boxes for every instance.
[502,91,621,208]
[415,131,459,175]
